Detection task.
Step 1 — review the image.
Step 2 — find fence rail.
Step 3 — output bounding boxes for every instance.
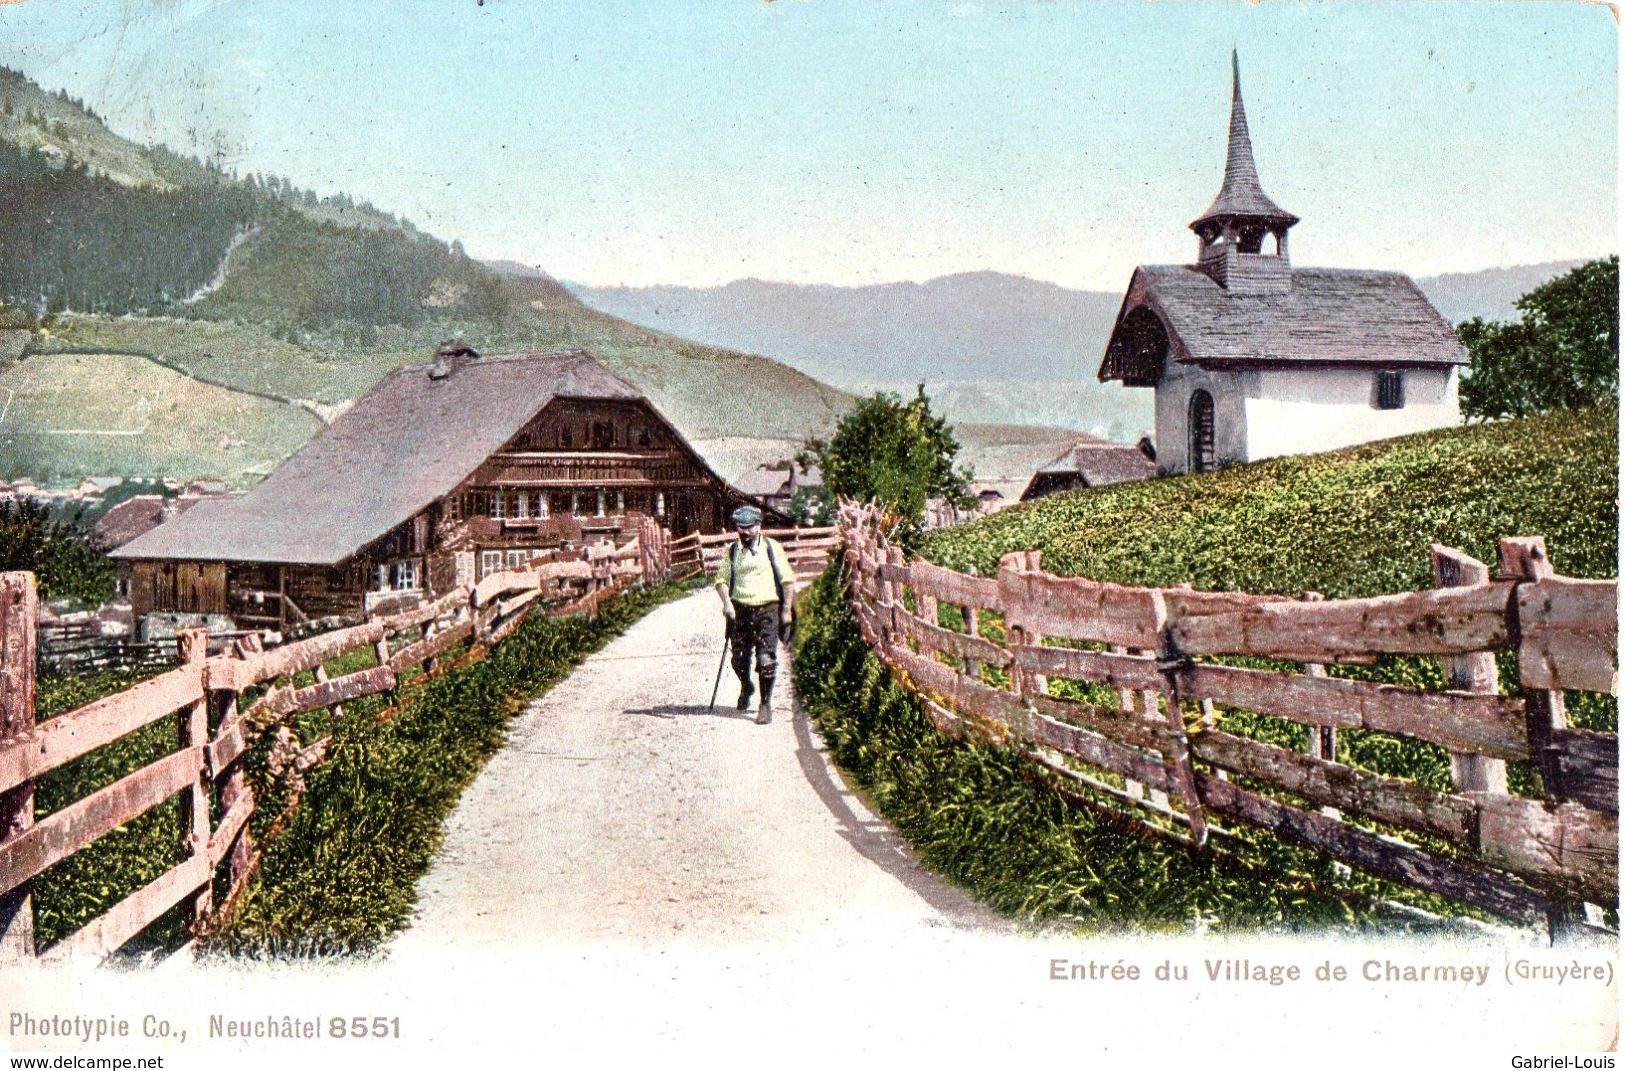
[836,502,1619,930]
[669,526,839,582]
[0,516,678,964]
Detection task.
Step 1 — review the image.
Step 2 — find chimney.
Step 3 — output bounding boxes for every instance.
[431,340,478,380]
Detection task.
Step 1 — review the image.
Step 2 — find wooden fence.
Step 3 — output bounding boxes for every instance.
[0,516,673,964]
[837,502,1619,929]
[669,526,840,582]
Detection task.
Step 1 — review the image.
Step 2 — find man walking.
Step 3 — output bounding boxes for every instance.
[714,505,794,724]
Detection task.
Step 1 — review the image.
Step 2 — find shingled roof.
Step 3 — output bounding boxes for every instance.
[1021,440,1156,501]
[112,350,661,565]
[92,493,216,550]
[1100,265,1468,376]
[1192,52,1298,233]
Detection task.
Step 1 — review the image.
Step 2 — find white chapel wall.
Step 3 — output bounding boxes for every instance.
[1242,366,1461,462]
[1154,360,1250,474]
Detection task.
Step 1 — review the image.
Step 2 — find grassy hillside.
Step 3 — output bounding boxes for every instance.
[0,353,321,485]
[0,66,404,230]
[925,406,1617,594]
[0,68,178,189]
[929,404,1617,752]
[796,408,1618,930]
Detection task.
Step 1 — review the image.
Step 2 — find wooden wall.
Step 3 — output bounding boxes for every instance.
[122,561,227,618]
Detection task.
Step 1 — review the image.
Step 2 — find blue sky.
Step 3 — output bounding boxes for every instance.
[0,0,1616,289]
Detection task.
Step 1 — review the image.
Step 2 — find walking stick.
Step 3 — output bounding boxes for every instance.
[707,627,731,711]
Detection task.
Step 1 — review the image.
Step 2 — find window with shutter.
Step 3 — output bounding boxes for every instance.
[1376,371,1405,410]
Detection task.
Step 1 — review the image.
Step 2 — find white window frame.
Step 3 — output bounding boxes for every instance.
[391,559,419,592]
[481,550,503,577]
[490,491,505,519]
[506,549,528,569]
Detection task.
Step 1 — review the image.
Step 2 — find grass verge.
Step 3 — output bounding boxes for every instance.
[16,579,688,962]
[792,566,1444,931]
[30,667,182,953]
[206,578,691,958]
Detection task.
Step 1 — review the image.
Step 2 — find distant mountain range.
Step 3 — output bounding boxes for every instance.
[568,271,1121,386]
[567,260,1589,393]
[564,259,1593,437]
[1415,261,1589,325]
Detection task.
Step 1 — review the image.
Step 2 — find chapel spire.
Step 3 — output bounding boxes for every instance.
[1191,51,1298,287]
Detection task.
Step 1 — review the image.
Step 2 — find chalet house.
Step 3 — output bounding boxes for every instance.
[111,345,777,626]
[735,460,821,517]
[1098,54,1467,475]
[1019,440,1156,502]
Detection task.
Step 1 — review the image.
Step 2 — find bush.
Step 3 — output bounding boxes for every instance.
[802,386,972,542]
[1459,257,1619,420]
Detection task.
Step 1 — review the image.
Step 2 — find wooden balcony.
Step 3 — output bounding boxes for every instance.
[482,451,700,486]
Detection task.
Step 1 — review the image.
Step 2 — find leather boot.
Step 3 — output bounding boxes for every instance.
[756,674,775,725]
[736,674,754,711]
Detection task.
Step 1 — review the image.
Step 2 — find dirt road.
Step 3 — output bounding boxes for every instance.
[389,588,1002,956]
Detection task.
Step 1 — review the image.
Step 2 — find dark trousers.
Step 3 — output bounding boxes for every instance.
[729,601,779,692]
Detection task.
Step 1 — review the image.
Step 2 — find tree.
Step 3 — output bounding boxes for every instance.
[787,485,833,527]
[1459,256,1618,420]
[0,498,113,606]
[802,386,973,539]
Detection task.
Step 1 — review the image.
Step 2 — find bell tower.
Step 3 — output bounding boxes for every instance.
[1190,53,1298,292]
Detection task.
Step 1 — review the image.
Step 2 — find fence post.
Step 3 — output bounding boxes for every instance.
[1294,591,1337,760]
[217,635,257,892]
[962,605,981,682]
[0,572,37,963]
[884,546,906,647]
[996,552,1033,697]
[1109,642,1150,801]
[1430,546,1507,794]
[999,551,1048,698]
[176,628,212,925]
[1498,536,1593,936]
[1152,591,1209,848]
[1498,538,1566,796]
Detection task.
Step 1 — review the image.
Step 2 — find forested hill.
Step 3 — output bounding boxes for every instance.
[0,63,862,478]
[0,85,482,329]
[0,138,261,315]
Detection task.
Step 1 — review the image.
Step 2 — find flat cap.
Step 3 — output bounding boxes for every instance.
[731,505,763,528]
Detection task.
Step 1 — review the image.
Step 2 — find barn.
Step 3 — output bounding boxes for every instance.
[1097,54,1468,475]
[111,344,779,626]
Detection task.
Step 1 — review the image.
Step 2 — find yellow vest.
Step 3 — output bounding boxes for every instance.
[714,536,790,606]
